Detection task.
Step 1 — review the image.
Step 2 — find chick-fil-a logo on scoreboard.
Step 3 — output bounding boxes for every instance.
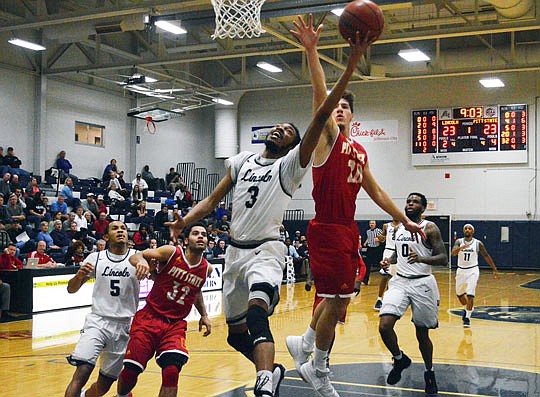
[350,120,399,143]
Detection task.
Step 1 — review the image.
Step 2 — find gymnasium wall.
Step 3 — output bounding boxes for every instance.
[239,70,540,221]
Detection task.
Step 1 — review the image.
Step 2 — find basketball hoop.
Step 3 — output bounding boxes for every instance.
[144,116,157,135]
[211,0,266,39]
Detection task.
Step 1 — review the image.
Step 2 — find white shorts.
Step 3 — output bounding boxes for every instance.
[456,266,479,297]
[68,313,131,379]
[379,274,440,329]
[223,240,285,325]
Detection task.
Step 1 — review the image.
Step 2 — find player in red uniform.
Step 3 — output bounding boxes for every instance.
[287,15,425,396]
[116,222,212,397]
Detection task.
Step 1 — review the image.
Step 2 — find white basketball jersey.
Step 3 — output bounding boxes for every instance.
[457,238,479,268]
[226,144,309,243]
[87,249,139,320]
[394,220,433,277]
[385,222,399,251]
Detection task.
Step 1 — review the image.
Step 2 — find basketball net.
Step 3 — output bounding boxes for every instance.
[211,0,266,39]
[144,116,157,135]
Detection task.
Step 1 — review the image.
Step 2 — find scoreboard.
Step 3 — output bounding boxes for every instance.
[412,104,527,165]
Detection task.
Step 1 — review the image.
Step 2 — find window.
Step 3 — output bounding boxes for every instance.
[75,121,105,147]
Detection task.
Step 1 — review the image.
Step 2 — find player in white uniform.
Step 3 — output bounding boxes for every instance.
[64,221,149,397]
[169,41,363,397]
[378,193,447,396]
[373,220,400,310]
[451,223,499,327]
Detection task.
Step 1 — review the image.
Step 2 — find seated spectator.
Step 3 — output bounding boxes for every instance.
[216,201,227,222]
[108,183,128,206]
[0,173,10,198]
[107,170,121,191]
[279,224,289,242]
[56,150,78,183]
[51,195,69,220]
[48,211,62,232]
[96,239,106,252]
[166,167,182,193]
[102,159,117,187]
[284,237,302,275]
[6,219,31,254]
[132,201,151,225]
[60,177,81,208]
[96,195,107,214]
[141,165,165,191]
[131,173,148,198]
[9,174,22,194]
[0,195,8,223]
[28,241,57,268]
[50,220,70,253]
[6,193,26,225]
[63,212,76,232]
[153,204,173,233]
[73,207,88,231]
[36,221,62,252]
[0,221,11,251]
[206,223,219,244]
[131,185,144,211]
[13,188,27,211]
[84,211,94,237]
[27,191,50,230]
[66,221,82,243]
[117,170,127,190]
[64,240,86,267]
[0,243,23,269]
[81,193,98,220]
[214,214,231,243]
[92,212,109,240]
[133,224,150,250]
[25,177,41,199]
[150,238,158,249]
[3,147,31,177]
[174,184,192,209]
[213,239,227,258]
[203,240,216,259]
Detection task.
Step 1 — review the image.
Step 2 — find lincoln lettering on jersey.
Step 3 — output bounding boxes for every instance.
[101,266,131,277]
[396,234,416,242]
[168,265,204,288]
[239,169,273,183]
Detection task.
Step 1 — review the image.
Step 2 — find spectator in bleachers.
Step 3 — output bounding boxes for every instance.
[216,201,227,222]
[174,184,192,209]
[279,224,289,242]
[102,159,117,186]
[28,241,57,268]
[153,204,173,234]
[26,191,50,229]
[81,192,98,221]
[0,222,10,251]
[116,170,130,198]
[206,223,218,244]
[132,201,151,225]
[93,212,109,240]
[36,221,62,252]
[56,150,78,183]
[6,220,29,254]
[203,240,215,259]
[133,224,150,251]
[60,177,81,208]
[25,177,41,199]
[51,195,69,220]
[96,239,106,252]
[0,173,11,197]
[64,240,86,266]
[213,239,227,258]
[131,184,144,209]
[131,173,148,198]
[74,207,88,231]
[9,174,22,194]
[50,220,70,253]
[3,147,31,177]
[63,212,76,232]
[141,165,164,191]
[107,170,121,191]
[0,195,8,223]
[214,214,231,243]
[150,238,157,249]
[6,193,26,225]
[166,167,182,193]
[108,183,125,204]
[13,188,27,211]
[0,243,23,269]
[84,211,94,234]
[48,212,62,232]
[96,195,107,214]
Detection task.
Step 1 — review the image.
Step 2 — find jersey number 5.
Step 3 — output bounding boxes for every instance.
[167,281,190,305]
[110,279,120,296]
[245,186,259,208]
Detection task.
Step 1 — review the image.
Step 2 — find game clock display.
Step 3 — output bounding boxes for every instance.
[412,104,527,165]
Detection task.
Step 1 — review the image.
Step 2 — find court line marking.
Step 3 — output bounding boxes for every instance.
[284,376,496,396]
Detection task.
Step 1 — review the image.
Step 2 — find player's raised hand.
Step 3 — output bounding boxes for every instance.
[169,211,186,244]
[403,219,426,242]
[199,315,212,337]
[290,14,323,49]
[76,263,94,280]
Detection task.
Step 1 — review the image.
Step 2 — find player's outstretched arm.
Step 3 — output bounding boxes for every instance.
[479,242,499,278]
[195,291,211,336]
[67,262,94,293]
[129,245,175,273]
[299,32,364,167]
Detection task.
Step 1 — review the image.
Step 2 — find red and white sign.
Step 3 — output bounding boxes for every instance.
[350,120,399,143]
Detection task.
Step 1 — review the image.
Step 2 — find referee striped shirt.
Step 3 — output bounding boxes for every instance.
[366,228,383,247]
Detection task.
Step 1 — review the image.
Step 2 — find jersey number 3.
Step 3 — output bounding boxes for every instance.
[167,281,190,305]
[245,186,259,208]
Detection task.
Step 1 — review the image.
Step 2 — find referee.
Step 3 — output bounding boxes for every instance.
[363,220,383,285]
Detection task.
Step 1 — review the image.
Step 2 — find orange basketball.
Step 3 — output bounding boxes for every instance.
[339,0,384,44]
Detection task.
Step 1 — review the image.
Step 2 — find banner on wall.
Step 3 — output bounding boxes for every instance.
[251,125,274,144]
[350,120,399,143]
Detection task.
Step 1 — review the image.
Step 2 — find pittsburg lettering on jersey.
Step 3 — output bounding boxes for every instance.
[101,266,131,277]
[240,169,272,183]
[168,262,204,288]
[341,140,366,165]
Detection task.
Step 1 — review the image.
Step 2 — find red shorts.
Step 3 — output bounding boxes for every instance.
[123,306,189,371]
[307,220,359,297]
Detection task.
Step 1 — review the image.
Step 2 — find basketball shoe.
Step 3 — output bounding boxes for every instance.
[298,360,339,397]
[286,335,312,372]
[386,352,411,385]
[463,317,471,327]
[424,370,438,395]
[272,363,286,397]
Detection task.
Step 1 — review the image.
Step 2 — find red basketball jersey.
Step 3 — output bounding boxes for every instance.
[145,246,209,321]
[312,133,368,222]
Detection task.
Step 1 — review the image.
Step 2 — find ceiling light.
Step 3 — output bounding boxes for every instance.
[479,77,505,88]
[154,20,187,35]
[398,49,430,62]
[331,8,344,16]
[256,61,282,73]
[154,88,185,93]
[212,98,234,106]
[8,38,46,51]
[144,76,157,83]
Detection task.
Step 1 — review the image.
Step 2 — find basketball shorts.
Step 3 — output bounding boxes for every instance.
[455,266,479,297]
[379,274,440,329]
[223,240,285,325]
[307,220,359,298]
[123,306,189,371]
[68,313,131,379]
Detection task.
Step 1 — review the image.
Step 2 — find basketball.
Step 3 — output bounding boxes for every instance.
[339,0,384,44]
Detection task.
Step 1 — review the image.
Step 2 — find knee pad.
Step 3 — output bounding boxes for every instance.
[249,282,279,316]
[119,363,141,388]
[227,331,255,362]
[246,305,274,346]
[161,365,180,388]
[156,352,188,372]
